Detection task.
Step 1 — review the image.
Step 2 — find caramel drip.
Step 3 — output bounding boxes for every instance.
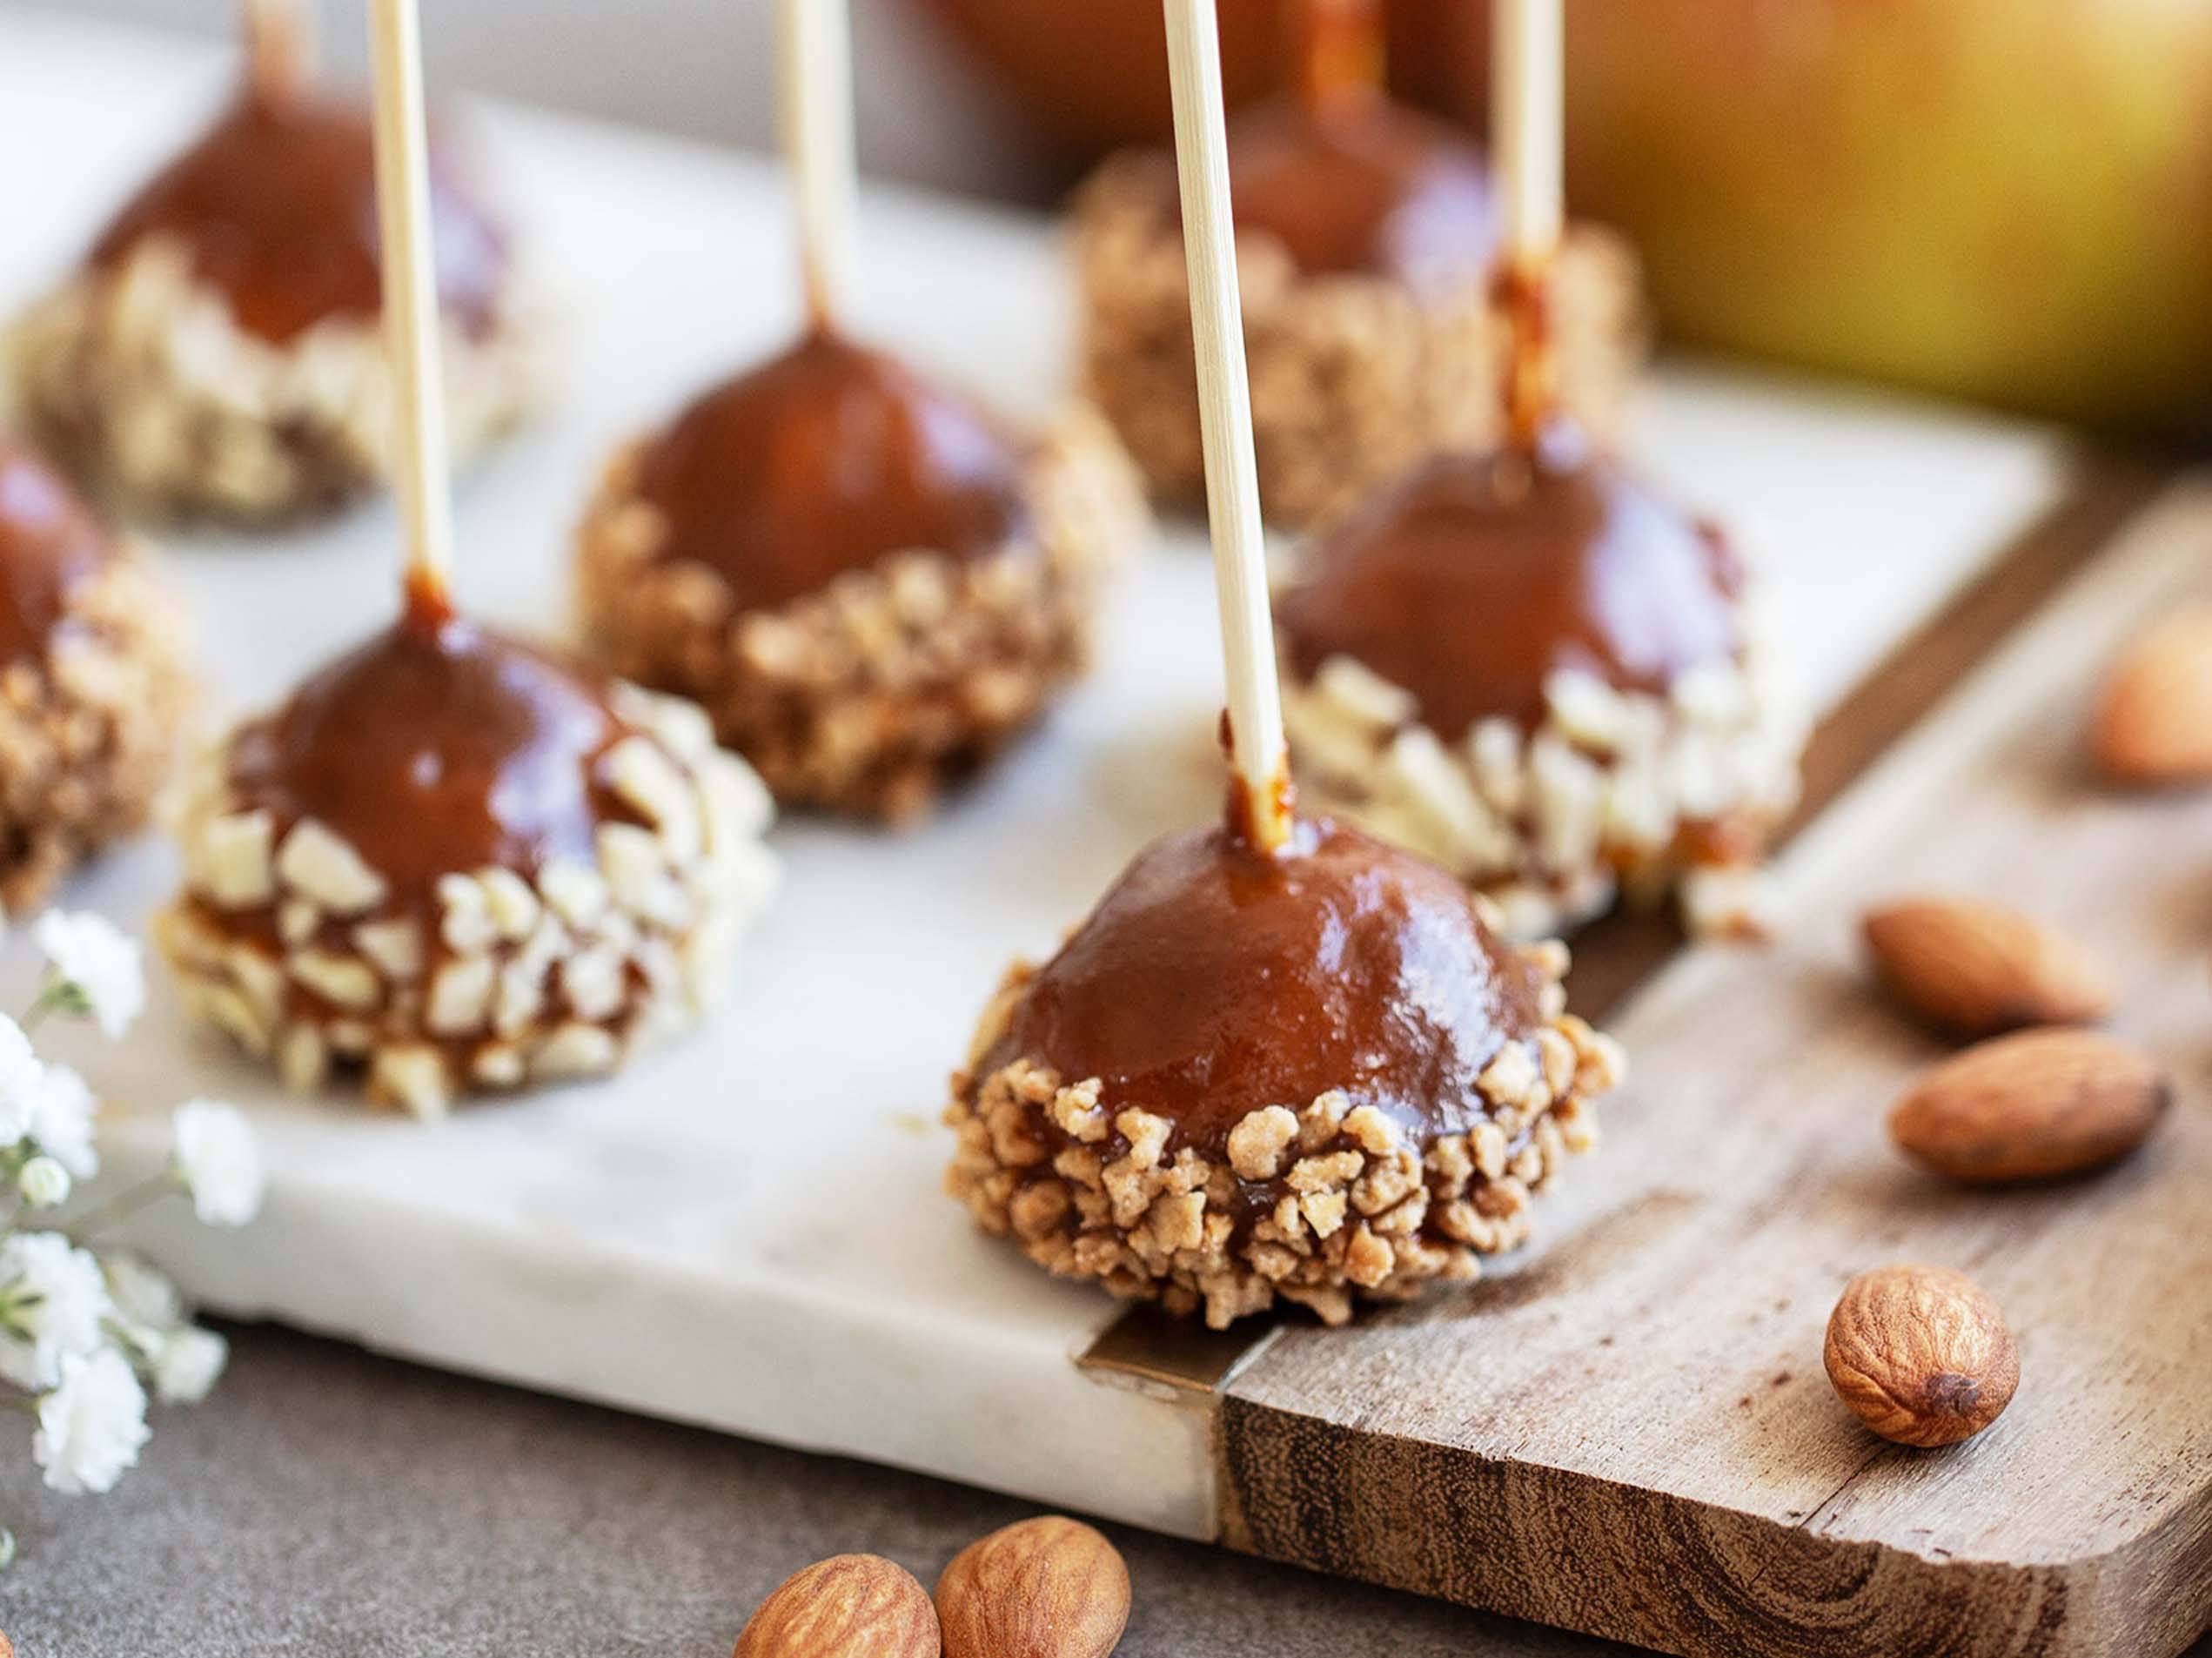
[401,562,455,634]
[1277,429,1746,739]
[224,618,629,901]
[90,82,506,345]
[1495,258,1557,452]
[633,329,1030,615]
[0,441,112,663]
[986,817,1541,1158]
[1218,709,1297,855]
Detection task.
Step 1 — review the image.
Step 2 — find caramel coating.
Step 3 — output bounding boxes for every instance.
[948,815,1621,1326]
[982,817,1542,1171]
[90,83,506,344]
[0,440,191,910]
[0,440,110,661]
[223,614,628,904]
[1277,426,1746,737]
[164,605,778,1114]
[633,329,1030,614]
[1138,96,1496,288]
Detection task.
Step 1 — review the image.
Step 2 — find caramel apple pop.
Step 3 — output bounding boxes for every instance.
[1069,0,1641,530]
[158,0,775,1118]
[1271,0,1805,942]
[0,439,193,910]
[944,0,1621,1330]
[13,0,541,523]
[573,0,1143,824]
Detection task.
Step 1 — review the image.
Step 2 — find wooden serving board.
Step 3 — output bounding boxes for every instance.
[1206,481,2212,1658]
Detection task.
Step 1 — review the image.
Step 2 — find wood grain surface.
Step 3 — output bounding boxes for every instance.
[1214,480,2212,1657]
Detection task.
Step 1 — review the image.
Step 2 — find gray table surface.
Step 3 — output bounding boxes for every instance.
[2,1324,2206,1658]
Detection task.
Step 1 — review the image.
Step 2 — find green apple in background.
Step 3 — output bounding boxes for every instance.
[921,0,2212,435]
[1553,0,2212,435]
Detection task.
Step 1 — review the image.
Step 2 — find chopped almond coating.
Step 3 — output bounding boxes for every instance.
[1226,1104,1298,1180]
[944,946,1624,1330]
[0,549,192,910]
[574,407,1145,822]
[15,238,546,523]
[1281,652,1804,941]
[1070,153,1643,530]
[158,680,778,1118]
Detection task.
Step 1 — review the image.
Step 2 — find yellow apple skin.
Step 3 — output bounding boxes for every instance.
[1562,0,2212,433]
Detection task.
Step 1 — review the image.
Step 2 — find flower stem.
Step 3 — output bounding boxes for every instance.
[17,981,62,1034]
[60,1173,178,1243]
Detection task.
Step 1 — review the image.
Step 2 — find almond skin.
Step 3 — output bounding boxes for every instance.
[1889,1027,2170,1183]
[734,1554,940,1658]
[1863,896,2113,1037]
[935,1516,1129,1658]
[1825,1264,2020,1447]
[2093,601,2212,785]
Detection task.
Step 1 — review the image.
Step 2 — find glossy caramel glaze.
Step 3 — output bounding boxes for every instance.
[633,330,1031,614]
[225,615,628,901]
[1217,708,1298,854]
[983,817,1542,1158]
[1136,96,1495,288]
[1277,426,1746,737]
[0,441,113,663]
[90,84,506,345]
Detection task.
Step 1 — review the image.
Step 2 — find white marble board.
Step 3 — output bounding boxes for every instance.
[0,7,2073,1541]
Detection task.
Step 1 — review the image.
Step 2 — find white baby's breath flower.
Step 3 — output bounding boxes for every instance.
[0,1232,111,1391]
[152,1324,229,1405]
[33,910,146,1038]
[102,1253,184,1331]
[0,1015,42,1147]
[17,1155,70,1209]
[34,1346,150,1495]
[26,1063,97,1179]
[171,1100,265,1228]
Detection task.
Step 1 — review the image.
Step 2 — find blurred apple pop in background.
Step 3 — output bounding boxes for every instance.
[921,0,2212,436]
[60,0,2212,434]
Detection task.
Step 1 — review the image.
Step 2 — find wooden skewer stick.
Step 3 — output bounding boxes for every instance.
[1290,0,1383,117]
[1494,0,1564,269]
[367,0,458,625]
[1163,0,1294,856]
[1493,0,1564,445]
[243,0,314,97]
[777,0,858,333]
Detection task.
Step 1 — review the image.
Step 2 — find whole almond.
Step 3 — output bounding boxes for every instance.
[935,1516,1129,1658]
[1889,1027,2169,1183]
[1825,1264,2020,1447]
[2092,601,2212,785]
[734,1554,939,1658]
[1863,896,2113,1037]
